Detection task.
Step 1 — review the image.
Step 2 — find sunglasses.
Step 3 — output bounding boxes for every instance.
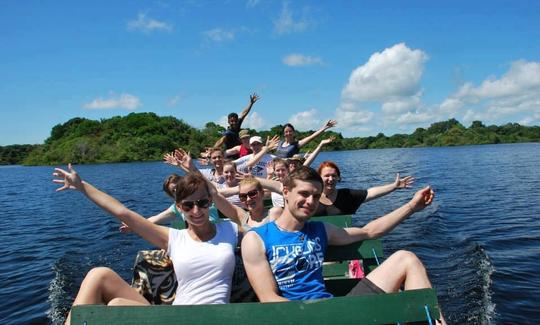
[180,198,210,211]
[238,190,259,202]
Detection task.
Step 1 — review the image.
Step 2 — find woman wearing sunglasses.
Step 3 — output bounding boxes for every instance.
[119,173,220,233]
[53,163,252,325]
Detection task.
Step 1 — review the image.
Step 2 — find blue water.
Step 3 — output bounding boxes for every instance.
[1,143,539,324]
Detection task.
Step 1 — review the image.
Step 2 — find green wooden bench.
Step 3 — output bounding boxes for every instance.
[71,288,440,324]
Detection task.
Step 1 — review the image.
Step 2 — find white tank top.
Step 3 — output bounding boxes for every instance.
[167,221,238,305]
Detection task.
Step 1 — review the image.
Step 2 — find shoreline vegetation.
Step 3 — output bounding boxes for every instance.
[1,112,539,166]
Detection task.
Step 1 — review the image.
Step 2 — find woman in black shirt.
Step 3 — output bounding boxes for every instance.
[314,161,415,216]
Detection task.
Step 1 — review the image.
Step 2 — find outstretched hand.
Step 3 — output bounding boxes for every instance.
[52,163,84,192]
[320,136,336,146]
[173,148,195,172]
[250,93,260,104]
[408,186,434,212]
[164,152,180,167]
[235,171,253,181]
[265,135,280,151]
[119,222,132,233]
[323,120,337,130]
[394,173,415,189]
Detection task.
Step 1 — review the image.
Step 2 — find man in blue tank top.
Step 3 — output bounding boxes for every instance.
[242,166,446,324]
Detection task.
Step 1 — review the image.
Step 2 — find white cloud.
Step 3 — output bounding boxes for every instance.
[439,60,540,124]
[335,108,374,128]
[83,93,142,110]
[203,28,235,42]
[274,2,310,35]
[341,43,428,102]
[288,109,320,130]
[381,94,422,115]
[395,111,432,125]
[282,54,323,67]
[127,13,172,33]
[242,112,266,129]
[217,115,229,128]
[336,43,428,133]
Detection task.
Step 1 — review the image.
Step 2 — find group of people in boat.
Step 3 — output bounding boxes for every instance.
[52,93,446,325]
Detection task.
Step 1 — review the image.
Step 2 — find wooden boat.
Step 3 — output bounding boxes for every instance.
[71,215,442,324]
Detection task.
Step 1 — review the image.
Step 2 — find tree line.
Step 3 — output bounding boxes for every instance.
[1,113,539,165]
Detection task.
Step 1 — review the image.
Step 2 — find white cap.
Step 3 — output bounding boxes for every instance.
[249,136,263,145]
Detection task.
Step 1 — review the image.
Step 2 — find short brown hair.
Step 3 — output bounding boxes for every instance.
[282,166,323,190]
[175,174,210,203]
[163,174,182,198]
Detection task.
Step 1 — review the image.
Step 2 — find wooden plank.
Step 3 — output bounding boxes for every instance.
[326,239,383,262]
[71,288,440,325]
[312,215,352,227]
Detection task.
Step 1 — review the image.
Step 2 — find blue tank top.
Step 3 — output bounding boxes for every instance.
[252,221,332,300]
[274,140,300,158]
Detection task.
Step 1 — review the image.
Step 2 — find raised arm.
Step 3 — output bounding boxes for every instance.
[225,145,241,158]
[303,136,335,167]
[241,231,288,302]
[297,120,337,149]
[238,93,260,123]
[326,186,434,246]
[53,164,169,249]
[213,135,226,149]
[119,208,177,233]
[245,135,280,169]
[365,173,415,202]
[173,149,246,228]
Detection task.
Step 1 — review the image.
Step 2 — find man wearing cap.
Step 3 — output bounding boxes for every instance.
[234,135,279,178]
[214,93,260,152]
[225,129,253,159]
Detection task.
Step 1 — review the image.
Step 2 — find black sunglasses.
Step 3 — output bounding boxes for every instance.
[180,198,210,211]
[238,190,259,202]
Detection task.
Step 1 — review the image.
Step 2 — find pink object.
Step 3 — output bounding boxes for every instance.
[348,259,365,279]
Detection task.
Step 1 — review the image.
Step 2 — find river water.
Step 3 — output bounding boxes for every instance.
[1,143,539,324]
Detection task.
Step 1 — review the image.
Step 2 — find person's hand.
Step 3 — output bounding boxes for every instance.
[235,171,253,181]
[119,222,132,234]
[265,161,274,179]
[394,173,415,189]
[163,152,180,167]
[250,93,260,104]
[320,136,336,146]
[174,148,193,171]
[265,135,280,151]
[323,120,337,130]
[52,163,84,192]
[408,186,434,212]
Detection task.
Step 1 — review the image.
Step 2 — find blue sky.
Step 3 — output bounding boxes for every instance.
[1,0,539,145]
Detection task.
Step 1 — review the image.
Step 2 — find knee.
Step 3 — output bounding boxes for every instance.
[108,298,127,306]
[85,267,116,282]
[393,250,425,271]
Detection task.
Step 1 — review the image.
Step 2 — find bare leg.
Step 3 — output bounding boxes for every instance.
[366,250,447,325]
[65,267,149,325]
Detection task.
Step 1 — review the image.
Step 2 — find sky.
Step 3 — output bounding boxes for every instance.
[1,0,539,145]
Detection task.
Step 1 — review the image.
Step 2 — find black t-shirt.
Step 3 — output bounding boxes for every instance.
[314,188,368,216]
[223,117,245,149]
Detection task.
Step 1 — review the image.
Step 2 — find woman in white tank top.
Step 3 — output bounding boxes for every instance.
[53,156,254,325]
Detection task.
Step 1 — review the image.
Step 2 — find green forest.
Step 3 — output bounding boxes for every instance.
[1,112,539,165]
